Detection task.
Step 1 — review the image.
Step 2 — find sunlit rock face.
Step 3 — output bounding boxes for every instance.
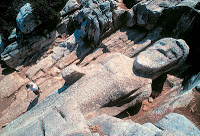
[134,38,189,79]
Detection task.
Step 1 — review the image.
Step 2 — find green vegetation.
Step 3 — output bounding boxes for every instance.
[0,0,66,39]
[31,0,66,32]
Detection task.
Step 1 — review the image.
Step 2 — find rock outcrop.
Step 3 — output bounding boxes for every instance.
[0,0,200,135]
[1,31,56,68]
[16,3,41,34]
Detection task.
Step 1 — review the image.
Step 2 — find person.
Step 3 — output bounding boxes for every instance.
[26,83,42,95]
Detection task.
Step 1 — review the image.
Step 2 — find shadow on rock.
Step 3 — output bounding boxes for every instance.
[115,102,142,119]
[0,60,15,75]
[58,83,71,94]
[27,95,39,111]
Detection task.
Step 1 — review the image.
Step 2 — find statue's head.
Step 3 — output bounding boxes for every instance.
[133,38,189,79]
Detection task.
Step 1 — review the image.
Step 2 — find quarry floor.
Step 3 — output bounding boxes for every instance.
[0,61,199,130]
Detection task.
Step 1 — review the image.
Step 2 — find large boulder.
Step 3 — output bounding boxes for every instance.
[133,1,164,30]
[69,0,126,45]
[60,0,80,16]
[16,3,41,34]
[160,0,200,39]
[61,53,152,114]
[133,38,189,79]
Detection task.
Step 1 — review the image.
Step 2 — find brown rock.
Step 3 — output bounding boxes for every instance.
[142,99,149,105]
[148,97,154,103]
[143,105,149,111]
[0,72,24,98]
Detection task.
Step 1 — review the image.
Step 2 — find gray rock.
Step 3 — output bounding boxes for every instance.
[142,123,163,135]
[85,0,98,9]
[196,83,200,91]
[178,0,200,9]
[184,72,200,91]
[134,2,163,30]
[1,31,56,68]
[155,113,200,136]
[89,114,156,136]
[8,28,17,42]
[126,8,136,27]
[86,14,100,44]
[62,53,152,114]
[12,119,44,136]
[16,3,41,34]
[62,64,85,85]
[60,0,80,16]
[0,72,24,98]
[100,1,110,14]
[71,0,125,44]
[113,9,126,28]
[74,8,91,25]
[0,34,4,54]
[1,41,18,57]
[134,38,189,79]
[160,3,200,38]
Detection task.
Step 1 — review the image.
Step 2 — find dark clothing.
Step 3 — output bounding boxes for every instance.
[33,90,40,95]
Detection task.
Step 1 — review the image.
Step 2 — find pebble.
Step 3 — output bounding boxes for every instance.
[148,97,154,103]
[143,105,148,111]
[142,99,149,105]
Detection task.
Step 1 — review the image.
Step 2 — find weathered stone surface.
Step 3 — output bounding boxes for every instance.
[16,3,41,34]
[8,28,17,42]
[89,114,156,136]
[150,89,194,117]
[160,2,200,38]
[60,0,80,16]
[0,88,31,127]
[12,119,43,136]
[0,34,4,54]
[155,113,200,136]
[62,64,85,85]
[26,55,55,79]
[142,123,162,135]
[134,38,189,79]
[184,72,200,92]
[0,72,24,98]
[1,31,56,68]
[196,83,200,91]
[80,48,104,66]
[133,1,163,30]
[62,53,152,114]
[101,27,146,53]
[113,9,126,28]
[56,50,78,69]
[126,8,136,27]
[67,0,127,45]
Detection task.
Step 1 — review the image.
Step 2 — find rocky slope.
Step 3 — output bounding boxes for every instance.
[0,0,200,135]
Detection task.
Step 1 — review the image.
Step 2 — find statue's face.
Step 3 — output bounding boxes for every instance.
[133,38,189,78]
